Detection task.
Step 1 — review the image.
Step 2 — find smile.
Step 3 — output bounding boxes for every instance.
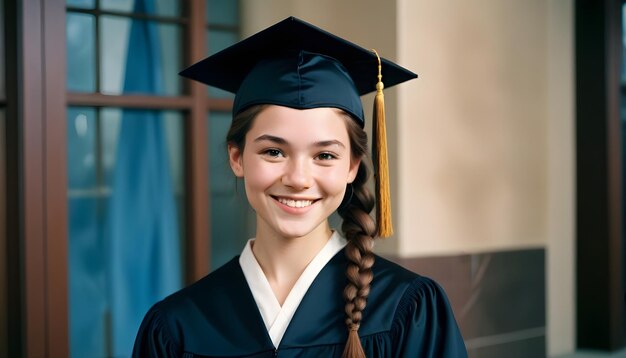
[272,196,318,208]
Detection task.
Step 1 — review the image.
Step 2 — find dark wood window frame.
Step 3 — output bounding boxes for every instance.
[575,0,626,351]
[5,0,232,356]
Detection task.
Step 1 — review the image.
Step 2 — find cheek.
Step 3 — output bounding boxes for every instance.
[316,166,351,195]
[241,156,281,191]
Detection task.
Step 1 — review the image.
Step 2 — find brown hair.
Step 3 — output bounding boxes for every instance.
[226,105,375,358]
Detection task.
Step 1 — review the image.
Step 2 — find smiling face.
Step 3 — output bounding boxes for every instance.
[228,105,360,240]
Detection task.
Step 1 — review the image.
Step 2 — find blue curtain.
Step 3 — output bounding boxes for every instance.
[107,0,182,356]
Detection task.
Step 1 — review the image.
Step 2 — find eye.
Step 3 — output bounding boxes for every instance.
[316,152,338,161]
[262,148,284,158]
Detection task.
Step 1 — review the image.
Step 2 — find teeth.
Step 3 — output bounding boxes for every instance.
[277,197,314,208]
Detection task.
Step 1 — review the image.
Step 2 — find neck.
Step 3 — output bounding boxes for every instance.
[252,221,333,305]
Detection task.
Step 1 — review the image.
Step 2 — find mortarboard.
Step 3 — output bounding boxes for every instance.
[180,16,417,237]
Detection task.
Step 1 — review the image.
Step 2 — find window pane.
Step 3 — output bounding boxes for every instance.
[99,108,121,186]
[67,13,96,92]
[158,22,183,95]
[100,0,133,13]
[208,111,253,269]
[67,0,95,9]
[68,194,107,357]
[206,0,238,27]
[100,16,182,95]
[67,106,105,357]
[68,107,185,357]
[623,3,626,82]
[207,29,238,55]
[100,0,181,17]
[99,108,185,192]
[206,29,238,98]
[67,107,98,189]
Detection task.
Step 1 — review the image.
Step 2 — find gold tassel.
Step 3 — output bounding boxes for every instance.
[371,49,393,238]
[342,324,366,358]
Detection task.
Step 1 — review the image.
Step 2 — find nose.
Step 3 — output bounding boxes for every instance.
[282,157,313,190]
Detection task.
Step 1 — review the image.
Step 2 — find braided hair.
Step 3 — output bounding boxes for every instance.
[227,106,376,358]
[336,114,375,358]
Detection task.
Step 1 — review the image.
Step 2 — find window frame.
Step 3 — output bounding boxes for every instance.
[5,0,235,355]
[575,0,625,351]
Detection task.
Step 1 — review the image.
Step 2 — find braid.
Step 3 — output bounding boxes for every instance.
[337,116,377,358]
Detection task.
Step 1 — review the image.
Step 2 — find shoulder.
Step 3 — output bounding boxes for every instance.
[370,254,451,304]
[392,273,454,329]
[370,256,467,357]
[371,254,419,283]
[361,255,431,334]
[369,255,456,327]
[133,257,245,356]
[368,254,424,306]
[159,256,242,310]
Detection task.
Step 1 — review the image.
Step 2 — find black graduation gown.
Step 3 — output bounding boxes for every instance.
[133,251,467,357]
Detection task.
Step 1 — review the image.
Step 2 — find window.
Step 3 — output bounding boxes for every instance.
[65,0,241,356]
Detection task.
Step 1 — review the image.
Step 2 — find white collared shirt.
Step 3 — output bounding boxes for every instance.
[238,231,347,348]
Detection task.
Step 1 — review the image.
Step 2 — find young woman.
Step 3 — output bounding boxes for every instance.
[133,17,467,358]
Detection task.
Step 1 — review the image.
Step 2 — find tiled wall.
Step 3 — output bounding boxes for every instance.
[391,248,546,358]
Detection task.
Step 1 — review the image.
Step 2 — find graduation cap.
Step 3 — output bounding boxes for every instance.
[180,16,417,238]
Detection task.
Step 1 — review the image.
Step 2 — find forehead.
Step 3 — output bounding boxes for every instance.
[247,105,350,143]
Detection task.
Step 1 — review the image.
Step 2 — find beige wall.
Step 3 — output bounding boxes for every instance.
[546,0,575,355]
[397,0,549,256]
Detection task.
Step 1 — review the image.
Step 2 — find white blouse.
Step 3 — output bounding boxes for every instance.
[238,231,347,348]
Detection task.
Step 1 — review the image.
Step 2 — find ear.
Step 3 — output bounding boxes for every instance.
[228,143,244,178]
[347,157,361,184]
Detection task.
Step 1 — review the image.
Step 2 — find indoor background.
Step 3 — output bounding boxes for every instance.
[0,0,623,357]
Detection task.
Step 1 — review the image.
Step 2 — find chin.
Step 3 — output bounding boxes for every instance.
[274,225,320,240]
[270,218,328,240]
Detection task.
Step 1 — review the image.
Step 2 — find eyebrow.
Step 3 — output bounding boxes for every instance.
[254,135,346,149]
[254,134,287,145]
[314,140,345,149]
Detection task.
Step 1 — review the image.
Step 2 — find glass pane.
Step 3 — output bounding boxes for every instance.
[67,107,98,189]
[99,108,121,186]
[67,106,104,357]
[68,107,185,357]
[100,0,133,13]
[206,29,238,98]
[67,13,96,92]
[163,111,185,194]
[158,22,182,95]
[67,0,95,9]
[68,195,107,357]
[207,0,239,27]
[99,108,184,192]
[100,0,181,17]
[100,16,182,95]
[207,29,238,55]
[154,0,180,17]
[208,111,253,269]
[623,4,626,82]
